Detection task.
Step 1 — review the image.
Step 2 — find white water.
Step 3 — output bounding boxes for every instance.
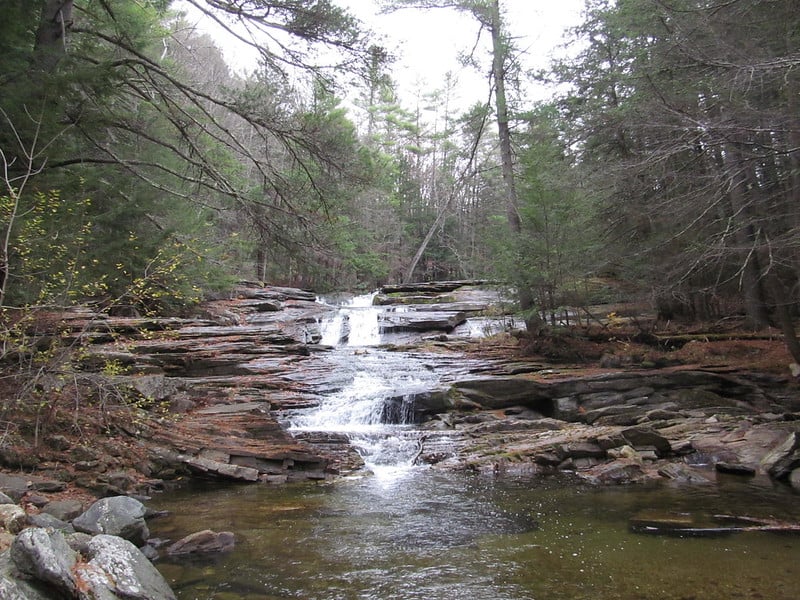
[319,292,381,347]
[292,293,440,479]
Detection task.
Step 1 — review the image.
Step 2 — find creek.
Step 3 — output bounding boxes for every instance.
[148,294,800,599]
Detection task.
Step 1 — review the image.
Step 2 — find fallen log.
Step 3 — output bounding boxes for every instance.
[630,511,800,537]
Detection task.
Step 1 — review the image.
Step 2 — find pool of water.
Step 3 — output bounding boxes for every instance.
[149,470,800,600]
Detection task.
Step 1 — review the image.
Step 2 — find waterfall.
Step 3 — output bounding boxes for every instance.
[293,293,439,479]
[319,292,380,347]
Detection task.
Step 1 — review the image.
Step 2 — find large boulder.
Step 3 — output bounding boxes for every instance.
[620,427,672,457]
[0,552,53,600]
[72,496,149,546]
[10,528,78,595]
[74,534,177,600]
[379,310,468,333]
[451,377,552,411]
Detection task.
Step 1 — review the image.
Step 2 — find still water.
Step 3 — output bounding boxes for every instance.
[150,294,799,599]
[150,471,800,600]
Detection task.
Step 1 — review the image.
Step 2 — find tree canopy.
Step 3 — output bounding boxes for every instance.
[1,0,798,361]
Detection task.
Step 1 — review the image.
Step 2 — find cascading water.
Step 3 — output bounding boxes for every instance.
[291,293,440,480]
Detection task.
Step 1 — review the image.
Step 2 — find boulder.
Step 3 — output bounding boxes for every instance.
[451,377,552,411]
[10,527,78,595]
[657,463,714,484]
[620,427,672,456]
[0,475,32,502]
[74,534,177,600]
[581,461,650,485]
[165,529,236,555]
[379,310,467,333]
[72,496,150,546]
[41,499,85,522]
[790,468,800,490]
[0,552,53,600]
[28,513,74,532]
[0,504,28,534]
[760,431,800,479]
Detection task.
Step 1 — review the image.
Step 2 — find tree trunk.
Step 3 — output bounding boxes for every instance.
[721,144,770,330]
[403,195,453,284]
[33,0,73,72]
[487,0,542,332]
[762,271,800,365]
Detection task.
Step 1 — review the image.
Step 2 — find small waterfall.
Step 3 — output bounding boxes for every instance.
[294,293,439,479]
[319,292,380,347]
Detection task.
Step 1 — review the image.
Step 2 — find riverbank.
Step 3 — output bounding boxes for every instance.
[1,281,799,535]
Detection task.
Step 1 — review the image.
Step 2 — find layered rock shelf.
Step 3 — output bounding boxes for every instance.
[3,280,800,499]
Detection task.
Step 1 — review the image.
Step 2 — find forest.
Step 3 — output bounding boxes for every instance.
[1,0,799,357]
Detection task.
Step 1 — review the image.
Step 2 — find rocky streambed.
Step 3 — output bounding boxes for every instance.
[2,281,800,597]
[3,280,800,493]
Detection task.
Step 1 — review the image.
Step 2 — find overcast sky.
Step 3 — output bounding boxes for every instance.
[175,0,585,111]
[340,0,585,107]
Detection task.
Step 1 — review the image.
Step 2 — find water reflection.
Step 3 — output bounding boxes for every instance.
[150,472,800,600]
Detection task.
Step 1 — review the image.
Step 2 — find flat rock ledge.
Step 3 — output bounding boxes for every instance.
[414,367,800,487]
[4,281,799,496]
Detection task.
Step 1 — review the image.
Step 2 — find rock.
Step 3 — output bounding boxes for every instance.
[452,377,552,411]
[620,427,672,456]
[584,406,644,425]
[0,475,32,502]
[715,462,756,476]
[23,495,49,509]
[28,513,74,532]
[182,456,260,482]
[45,435,71,451]
[74,534,177,600]
[790,468,800,490]
[128,374,181,402]
[0,492,13,504]
[607,445,642,461]
[42,499,85,522]
[760,431,800,479]
[561,442,606,459]
[0,504,28,534]
[10,527,78,595]
[165,529,236,555]
[379,310,468,333]
[72,496,150,546]
[581,461,649,485]
[657,463,714,484]
[100,471,139,492]
[0,552,53,600]
[64,532,93,555]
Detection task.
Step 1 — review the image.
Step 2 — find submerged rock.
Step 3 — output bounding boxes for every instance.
[166,529,235,555]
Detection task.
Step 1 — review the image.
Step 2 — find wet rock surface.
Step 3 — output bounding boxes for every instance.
[416,366,800,485]
[3,280,800,597]
[3,280,800,498]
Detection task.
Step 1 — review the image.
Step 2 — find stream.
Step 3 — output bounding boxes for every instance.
[149,294,800,600]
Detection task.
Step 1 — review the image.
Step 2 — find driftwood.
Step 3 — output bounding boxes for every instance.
[630,511,800,537]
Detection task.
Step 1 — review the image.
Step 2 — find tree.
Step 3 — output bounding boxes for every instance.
[553,0,800,361]
[0,0,369,308]
[380,0,544,327]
